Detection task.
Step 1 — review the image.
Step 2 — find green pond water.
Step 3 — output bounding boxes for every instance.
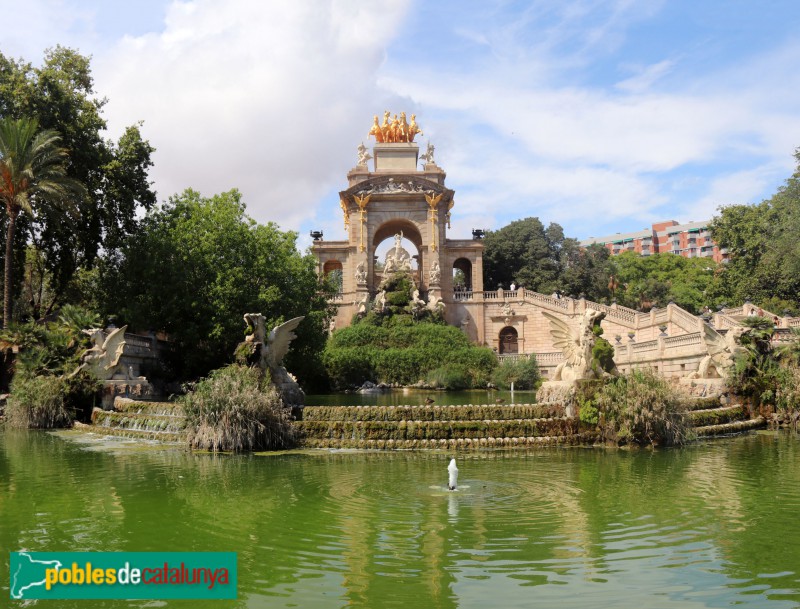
[2,428,800,609]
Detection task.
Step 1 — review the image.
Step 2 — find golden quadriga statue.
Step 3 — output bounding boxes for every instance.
[368,111,422,143]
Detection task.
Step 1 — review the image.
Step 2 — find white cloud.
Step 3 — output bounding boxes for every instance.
[615,59,675,93]
[4,0,800,244]
[94,0,413,229]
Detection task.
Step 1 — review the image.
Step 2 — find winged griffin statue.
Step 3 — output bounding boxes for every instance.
[241,314,305,405]
[687,324,750,379]
[70,326,128,380]
[542,309,615,382]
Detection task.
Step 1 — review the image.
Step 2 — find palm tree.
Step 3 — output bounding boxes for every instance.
[0,117,85,327]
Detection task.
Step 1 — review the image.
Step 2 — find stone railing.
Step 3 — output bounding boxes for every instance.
[453,291,474,301]
[662,332,702,349]
[524,289,570,310]
[497,353,528,362]
[615,302,641,319]
[533,351,566,366]
[590,301,637,326]
[722,306,744,317]
[715,313,741,330]
[483,291,499,300]
[653,308,669,324]
[631,339,659,354]
[668,304,702,333]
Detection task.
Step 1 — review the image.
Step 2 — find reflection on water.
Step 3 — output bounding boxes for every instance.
[1,429,800,608]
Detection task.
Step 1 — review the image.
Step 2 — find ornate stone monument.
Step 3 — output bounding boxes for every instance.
[238,314,306,406]
[536,309,618,414]
[312,112,485,333]
[680,324,751,398]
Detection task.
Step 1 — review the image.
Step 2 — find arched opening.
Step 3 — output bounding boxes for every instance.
[499,326,518,354]
[323,260,343,292]
[453,258,472,292]
[373,220,423,286]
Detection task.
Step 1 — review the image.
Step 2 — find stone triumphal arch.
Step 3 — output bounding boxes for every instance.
[313,113,485,334]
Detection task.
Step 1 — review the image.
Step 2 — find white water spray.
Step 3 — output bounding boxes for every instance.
[448,458,458,491]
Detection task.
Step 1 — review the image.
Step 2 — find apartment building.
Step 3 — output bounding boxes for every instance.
[580,220,729,263]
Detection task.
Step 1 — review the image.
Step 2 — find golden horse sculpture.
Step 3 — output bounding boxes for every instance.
[368,111,423,143]
[368,116,384,143]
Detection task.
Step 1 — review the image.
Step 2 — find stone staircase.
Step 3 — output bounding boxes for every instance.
[85,397,187,442]
[296,403,593,449]
[76,397,766,448]
[684,401,766,437]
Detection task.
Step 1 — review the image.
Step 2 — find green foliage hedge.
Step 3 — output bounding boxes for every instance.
[490,357,541,390]
[324,306,496,389]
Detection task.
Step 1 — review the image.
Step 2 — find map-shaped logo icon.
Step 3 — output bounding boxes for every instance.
[10,552,63,599]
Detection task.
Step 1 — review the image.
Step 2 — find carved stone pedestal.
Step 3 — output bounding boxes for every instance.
[678,377,730,400]
[100,379,156,409]
[536,381,578,417]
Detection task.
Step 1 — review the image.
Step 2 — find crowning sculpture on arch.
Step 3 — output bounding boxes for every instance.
[312,114,778,393]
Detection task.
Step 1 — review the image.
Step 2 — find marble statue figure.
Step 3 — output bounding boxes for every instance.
[429,259,441,284]
[688,325,751,379]
[242,313,305,404]
[71,326,128,380]
[543,309,611,382]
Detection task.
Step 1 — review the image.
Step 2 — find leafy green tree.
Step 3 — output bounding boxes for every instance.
[483,218,615,300]
[99,189,331,383]
[710,149,800,307]
[0,117,85,327]
[0,47,155,318]
[483,217,568,292]
[609,252,720,313]
[558,242,613,301]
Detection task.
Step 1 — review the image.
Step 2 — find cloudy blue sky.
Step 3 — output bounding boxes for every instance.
[3,0,799,249]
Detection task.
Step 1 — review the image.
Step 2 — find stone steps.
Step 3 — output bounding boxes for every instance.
[686,405,747,427]
[296,416,577,444]
[694,416,766,437]
[301,403,561,423]
[74,421,184,442]
[112,397,185,416]
[91,408,188,434]
[74,396,764,449]
[82,397,188,442]
[302,433,596,450]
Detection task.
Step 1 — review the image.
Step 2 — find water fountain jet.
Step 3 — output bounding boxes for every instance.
[448,458,458,491]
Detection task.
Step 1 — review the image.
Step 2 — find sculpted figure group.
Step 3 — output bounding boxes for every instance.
[544,309,616,382]
[688,325,751,379]
[369,111,423,143]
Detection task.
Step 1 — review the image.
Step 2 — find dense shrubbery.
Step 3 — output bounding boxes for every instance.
[490,357,541,390]
[323,322,496,389]
[181,364,296,452]
[727,317,800,414]
[425,364,472,390]
[2,305,101,427]
[595,368,690,446]
[5,373,72,428]
[324,274,496,389]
